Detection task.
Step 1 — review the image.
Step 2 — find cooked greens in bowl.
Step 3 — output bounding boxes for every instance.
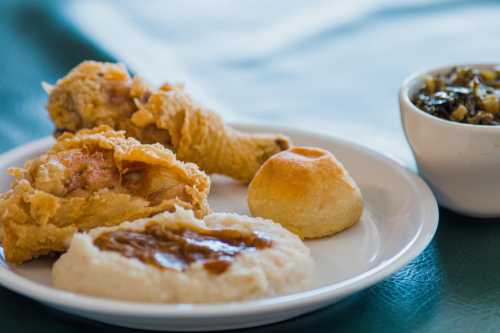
[412,66,500,125]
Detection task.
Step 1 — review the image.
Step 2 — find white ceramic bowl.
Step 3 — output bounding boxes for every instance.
[0,125,438,331]
[400,64,500,218]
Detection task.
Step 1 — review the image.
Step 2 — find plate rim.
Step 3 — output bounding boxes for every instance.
[0,123,439,318]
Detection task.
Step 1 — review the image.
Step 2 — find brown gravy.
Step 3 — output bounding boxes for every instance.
[93,223,272,274]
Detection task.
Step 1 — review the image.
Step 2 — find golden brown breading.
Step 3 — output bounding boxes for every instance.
[0,126,210,263]
[45,61,290,182]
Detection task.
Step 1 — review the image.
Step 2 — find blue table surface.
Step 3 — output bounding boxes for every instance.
[1,1,500,332]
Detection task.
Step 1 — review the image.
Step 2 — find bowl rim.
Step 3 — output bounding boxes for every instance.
[400,63,500,132]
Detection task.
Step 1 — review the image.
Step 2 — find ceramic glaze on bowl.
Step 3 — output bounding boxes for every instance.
[400,64,500,217]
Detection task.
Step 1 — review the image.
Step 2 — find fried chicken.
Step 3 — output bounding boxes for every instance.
[45,61,290,182]
[0,126,210,263]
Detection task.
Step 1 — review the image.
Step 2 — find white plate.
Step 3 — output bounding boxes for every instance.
[0,124,438,331]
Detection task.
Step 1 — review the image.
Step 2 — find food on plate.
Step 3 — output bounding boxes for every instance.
[247,147,363,239]
[45,61,291,182]
[412,66,500,125]
[0,126,209,263]
[52,206,314,303]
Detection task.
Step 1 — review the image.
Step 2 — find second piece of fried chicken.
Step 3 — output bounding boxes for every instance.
[0,126,210,263]
[45,61,290,183]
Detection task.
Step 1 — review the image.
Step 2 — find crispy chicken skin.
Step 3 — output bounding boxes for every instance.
[45,61,290,182]
[0,126,210,263]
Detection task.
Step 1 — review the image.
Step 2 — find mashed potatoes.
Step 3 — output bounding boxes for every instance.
[52,207,314,303]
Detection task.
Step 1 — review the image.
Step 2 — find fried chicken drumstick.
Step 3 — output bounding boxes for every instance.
[0,126,210,263]
[45,61,290,182]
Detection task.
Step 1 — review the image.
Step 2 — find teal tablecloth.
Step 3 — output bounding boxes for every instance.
[1,1,500,332]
